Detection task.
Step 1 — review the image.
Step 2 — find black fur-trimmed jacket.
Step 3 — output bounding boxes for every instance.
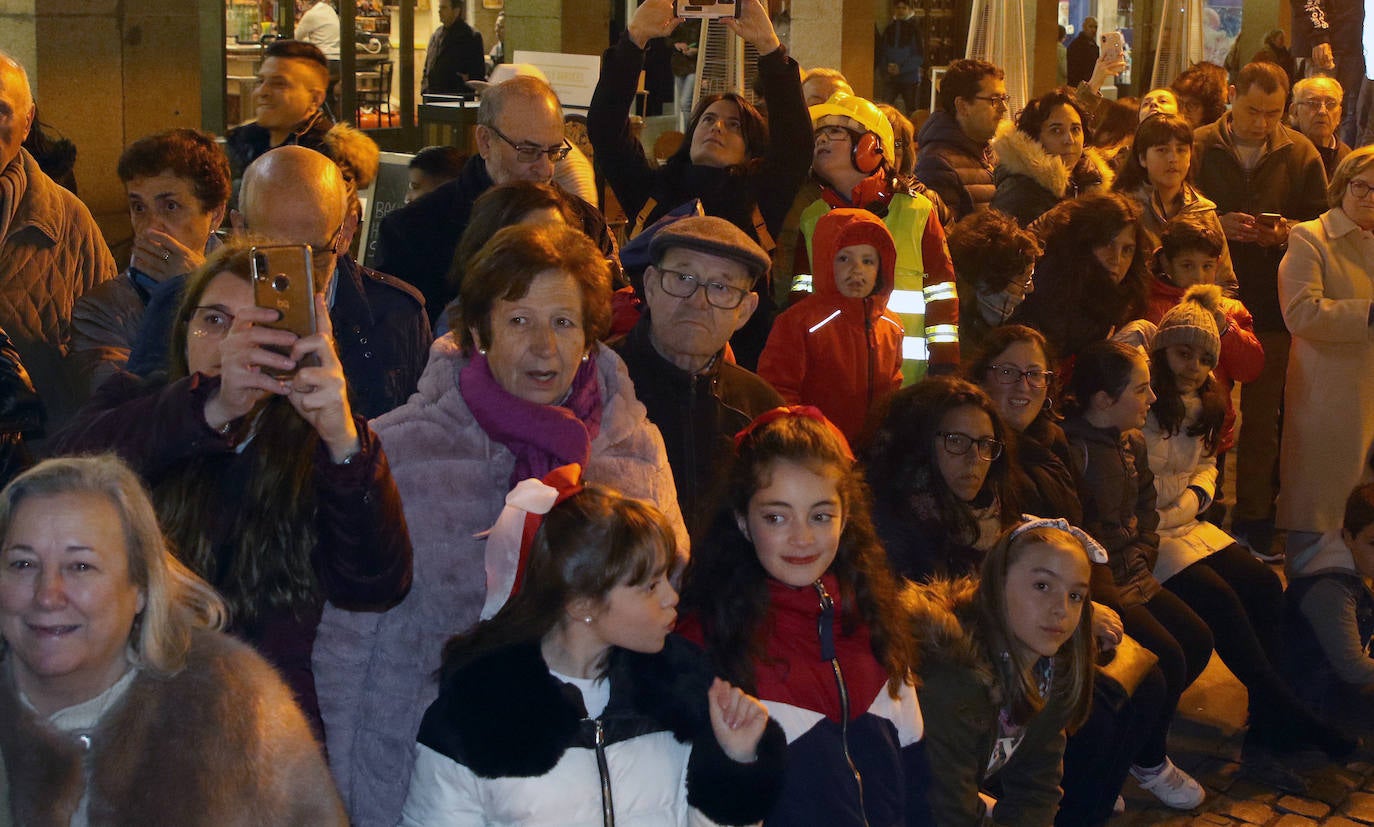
[398,635,786,826]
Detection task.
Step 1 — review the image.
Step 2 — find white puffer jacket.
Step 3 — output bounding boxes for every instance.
[1143,394,1234,582]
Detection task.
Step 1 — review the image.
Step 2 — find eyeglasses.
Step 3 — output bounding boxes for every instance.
[485,124,573,164]
[655,267,750,309]
[814,125,860,143]
[973,94,1011,107]
[986,363,1054,388]
[188,306,235,339]
[310,223,345,260]
[1348,179,1374,199]
[1296,98,1340,111]
[937,431,1004,461]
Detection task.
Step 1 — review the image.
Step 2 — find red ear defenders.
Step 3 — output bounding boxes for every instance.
[851,130,884,175]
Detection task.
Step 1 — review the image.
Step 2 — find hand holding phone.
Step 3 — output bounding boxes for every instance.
[1255,213,1289,247]
[1101,31,1126,65]
[251,244,318,379]
[285,293,361,462]
[676,0,738,19]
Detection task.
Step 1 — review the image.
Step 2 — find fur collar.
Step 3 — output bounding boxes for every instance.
[991,128,1115,198]
[420,636,715,779]
[904,577,998,693]
[0,630,344,826]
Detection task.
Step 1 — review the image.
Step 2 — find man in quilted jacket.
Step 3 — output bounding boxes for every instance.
[0,52,117,431]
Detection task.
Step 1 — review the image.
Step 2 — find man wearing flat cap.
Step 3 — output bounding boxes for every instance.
[613,214,782,535]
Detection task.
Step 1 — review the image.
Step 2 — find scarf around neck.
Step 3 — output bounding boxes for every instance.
[0,152,28,243]
[460,351,603,488]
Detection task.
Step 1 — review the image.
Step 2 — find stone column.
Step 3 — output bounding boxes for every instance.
[0,0,203,255]
[791,0,875,99]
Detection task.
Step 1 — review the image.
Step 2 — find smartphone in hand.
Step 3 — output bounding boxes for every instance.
[675,0,738,19]
[251,244,318,378]
[1101,31,1127,65]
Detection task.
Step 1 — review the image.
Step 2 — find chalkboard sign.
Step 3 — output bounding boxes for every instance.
[359,150,414,269]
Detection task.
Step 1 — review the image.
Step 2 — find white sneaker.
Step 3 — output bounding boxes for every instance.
[1130,758,1205,809]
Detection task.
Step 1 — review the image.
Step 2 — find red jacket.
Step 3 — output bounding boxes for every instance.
[1146,278,1265,453]
[759,209,904,441]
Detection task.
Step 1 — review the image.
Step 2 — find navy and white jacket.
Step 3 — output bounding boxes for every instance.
[399,636,785,826]
[681,574,932,825]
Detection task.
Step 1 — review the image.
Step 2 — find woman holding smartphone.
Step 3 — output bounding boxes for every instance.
[587,0,811,365]
[51,240,414,739]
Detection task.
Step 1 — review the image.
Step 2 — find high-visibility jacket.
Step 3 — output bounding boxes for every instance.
[797,174,959,383]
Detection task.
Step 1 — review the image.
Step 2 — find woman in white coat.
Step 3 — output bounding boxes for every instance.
[1278,146,1374,564]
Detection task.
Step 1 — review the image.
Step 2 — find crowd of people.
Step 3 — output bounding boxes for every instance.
[1,0,1373,822]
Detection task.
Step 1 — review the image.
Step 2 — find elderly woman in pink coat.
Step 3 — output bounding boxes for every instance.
[311,223,686,827]
[1278,146,1374,566]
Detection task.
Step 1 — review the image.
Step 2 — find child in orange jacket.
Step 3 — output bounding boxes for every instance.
[758,208,903,441]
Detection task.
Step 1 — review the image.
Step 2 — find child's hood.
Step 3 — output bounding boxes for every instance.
[811,208,898,301]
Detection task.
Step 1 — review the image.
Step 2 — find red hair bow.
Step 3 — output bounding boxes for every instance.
[733,405,855,461]
[479,464,585,620]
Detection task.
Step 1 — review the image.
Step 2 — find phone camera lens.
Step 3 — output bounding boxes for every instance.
[273,275,291,292]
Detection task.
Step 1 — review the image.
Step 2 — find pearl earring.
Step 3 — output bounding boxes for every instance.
[581,352,590,363]
[583,616,593,624]
[479,347,487,355]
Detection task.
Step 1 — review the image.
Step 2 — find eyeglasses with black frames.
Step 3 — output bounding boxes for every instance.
[486,124,573,164]
[985,363,1054,389]
[656,268,750,310]
[937,431,1004,461]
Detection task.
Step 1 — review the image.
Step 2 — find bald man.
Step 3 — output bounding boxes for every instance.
[0,52,117,429]
[224,39,336,183]
[374,75,618,323]
[127,146,428,418]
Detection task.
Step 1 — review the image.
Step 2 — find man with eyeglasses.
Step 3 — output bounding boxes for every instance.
[127,146,429,420]
[374,74,617,324]
[1291,77,1351,178]
[1193,61,1328,562]
[611,215,781,535]
[915,58,1007,222]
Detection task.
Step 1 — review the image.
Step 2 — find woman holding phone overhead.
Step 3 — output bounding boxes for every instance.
[588,0,811,366]
[51,240,414,739]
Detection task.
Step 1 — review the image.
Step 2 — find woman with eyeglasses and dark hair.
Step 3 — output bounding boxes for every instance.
[965,325,1080,526]
[51,241,414,740]
[863,376,1019,583]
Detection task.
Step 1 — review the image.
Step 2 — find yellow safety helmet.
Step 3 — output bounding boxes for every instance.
[808,92,895,166]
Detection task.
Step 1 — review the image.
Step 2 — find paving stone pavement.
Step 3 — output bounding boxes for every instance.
[1107,652,1374,826]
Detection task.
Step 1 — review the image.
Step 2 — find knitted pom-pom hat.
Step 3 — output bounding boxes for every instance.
[1155,284,1221,364]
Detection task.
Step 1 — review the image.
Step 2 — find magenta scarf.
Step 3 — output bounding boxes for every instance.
[460,351,603,488]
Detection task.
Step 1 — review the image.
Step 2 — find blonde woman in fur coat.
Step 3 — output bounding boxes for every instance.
[0,455,345,826]
[991,90,1114,228]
